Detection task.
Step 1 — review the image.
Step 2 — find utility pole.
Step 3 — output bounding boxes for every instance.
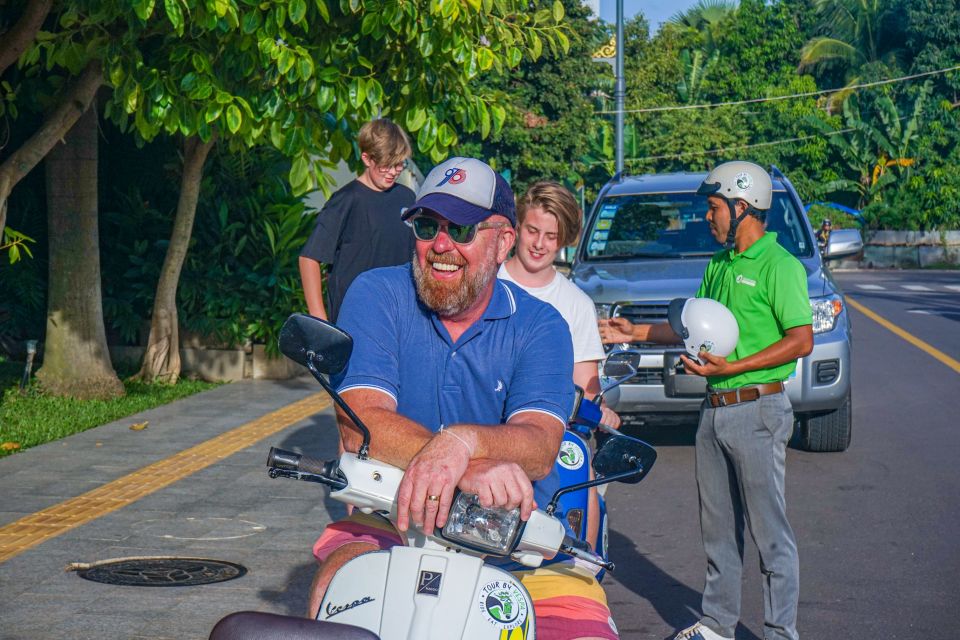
[615,0,624,175]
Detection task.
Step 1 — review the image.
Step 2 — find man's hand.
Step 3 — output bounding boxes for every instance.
[395,433,471,534]
[680,351,734,377]
[458,459,536,521]
[600,405,621,431]
[598,317,636,344]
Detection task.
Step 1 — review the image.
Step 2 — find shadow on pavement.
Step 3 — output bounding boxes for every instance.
[258,561,317,617]
[607,528,762,640]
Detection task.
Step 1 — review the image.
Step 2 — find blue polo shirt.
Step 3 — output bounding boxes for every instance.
[333,264,575,509]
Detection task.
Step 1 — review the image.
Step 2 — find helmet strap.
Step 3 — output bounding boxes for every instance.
[723,198,759,247]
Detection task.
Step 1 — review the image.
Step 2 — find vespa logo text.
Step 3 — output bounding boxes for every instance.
[437,167,467,187]
[324,596,376,619]
[417,570,442,596]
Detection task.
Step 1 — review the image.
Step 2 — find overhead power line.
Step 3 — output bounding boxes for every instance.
[597,64,960,115]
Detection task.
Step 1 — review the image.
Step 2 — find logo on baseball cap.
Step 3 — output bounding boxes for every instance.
[402,157,516,226]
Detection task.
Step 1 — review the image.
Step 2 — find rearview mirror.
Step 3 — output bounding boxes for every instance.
[823,228,863,260]
[593,434,657,484]
[601,350,642,387]
[278,313,353,375]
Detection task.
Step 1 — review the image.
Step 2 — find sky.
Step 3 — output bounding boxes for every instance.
[590,0,703,30]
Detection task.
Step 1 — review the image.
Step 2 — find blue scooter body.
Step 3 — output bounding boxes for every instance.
[555,396,609,580]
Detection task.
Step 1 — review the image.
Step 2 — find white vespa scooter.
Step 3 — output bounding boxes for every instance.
[210,314,656,640]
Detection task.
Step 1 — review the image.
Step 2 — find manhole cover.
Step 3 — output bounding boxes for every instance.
[74,557,247,587]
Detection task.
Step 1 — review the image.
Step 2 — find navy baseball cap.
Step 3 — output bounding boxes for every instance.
[402,157,516,226]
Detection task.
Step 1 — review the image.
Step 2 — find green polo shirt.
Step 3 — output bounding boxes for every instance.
[696,232,812,389]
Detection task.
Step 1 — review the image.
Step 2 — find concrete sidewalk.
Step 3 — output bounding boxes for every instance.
[0,376,343,640]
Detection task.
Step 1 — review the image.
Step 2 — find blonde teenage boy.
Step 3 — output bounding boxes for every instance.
[498,181,620,552]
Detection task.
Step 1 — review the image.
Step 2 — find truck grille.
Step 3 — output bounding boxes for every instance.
[610,302,670,386]
[613,302,671,325]
[628,369,664,385]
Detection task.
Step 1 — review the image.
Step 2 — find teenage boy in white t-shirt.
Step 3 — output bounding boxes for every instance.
[498,181,620,552]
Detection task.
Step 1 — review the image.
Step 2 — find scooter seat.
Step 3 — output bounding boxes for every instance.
[209,611,380,640]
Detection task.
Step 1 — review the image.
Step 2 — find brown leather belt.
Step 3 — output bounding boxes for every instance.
[707,381,785,408]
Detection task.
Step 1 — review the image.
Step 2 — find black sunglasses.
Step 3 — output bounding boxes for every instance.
[406,215,509,245]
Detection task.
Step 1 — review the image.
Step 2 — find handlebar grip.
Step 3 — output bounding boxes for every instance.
[267,447,330,474]
[296,453,330,476]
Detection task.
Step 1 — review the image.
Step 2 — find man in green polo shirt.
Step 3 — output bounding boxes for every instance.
[599,161,813,640]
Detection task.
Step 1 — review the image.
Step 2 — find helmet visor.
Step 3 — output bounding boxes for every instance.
[696,181,721,197]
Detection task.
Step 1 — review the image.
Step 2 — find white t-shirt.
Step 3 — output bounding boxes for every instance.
[498,264,605,364]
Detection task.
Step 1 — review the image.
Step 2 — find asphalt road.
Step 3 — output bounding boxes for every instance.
[603,269,960,639]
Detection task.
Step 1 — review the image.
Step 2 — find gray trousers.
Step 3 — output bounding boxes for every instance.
[695,392,799,640]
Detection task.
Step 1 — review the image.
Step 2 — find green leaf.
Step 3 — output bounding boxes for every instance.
[289,0,307,24]
[164,0,184,32]
[552,0,564,21]
[361,13,377,35]
[490,104,506,135]
[530,32,542,60]
[270,121,286,149]
[405,107,427,132]
[477,47,494,71]
[290,155,310,189]
[438,122,456,147]
[134,0,157,21]
[297,56,315,81]
[556,30,569,54]
[314,0,330,22]
[278,49,295,75]
[348,77,363,109]
[479,102,491,138]
[318,66,339,82]
[226,104,243,133]
[241,10,262,33]
[316,85,335,111]
[465,0,481,10]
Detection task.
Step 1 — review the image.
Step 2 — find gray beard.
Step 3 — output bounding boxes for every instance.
[412,245,498,317]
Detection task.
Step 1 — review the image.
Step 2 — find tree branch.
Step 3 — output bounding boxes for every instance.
[0,58,103,238]
[0,0,54,78]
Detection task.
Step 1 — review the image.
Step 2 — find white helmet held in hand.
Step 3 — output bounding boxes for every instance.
[696,160,773,211]
[668,298,739,363]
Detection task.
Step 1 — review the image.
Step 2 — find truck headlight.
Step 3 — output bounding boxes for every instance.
[810,295,843,334]
[441,492,522,555]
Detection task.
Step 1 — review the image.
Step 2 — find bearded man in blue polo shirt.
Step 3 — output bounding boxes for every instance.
[306,157,621,640]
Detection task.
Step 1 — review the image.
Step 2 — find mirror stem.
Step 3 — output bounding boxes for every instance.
[545,462,643,515]
[306,353,371,460]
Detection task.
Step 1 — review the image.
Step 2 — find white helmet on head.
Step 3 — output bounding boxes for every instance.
[696,161,772,211]
[667,297,739,363]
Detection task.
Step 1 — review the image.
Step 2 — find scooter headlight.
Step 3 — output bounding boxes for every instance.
[441,493,523,555]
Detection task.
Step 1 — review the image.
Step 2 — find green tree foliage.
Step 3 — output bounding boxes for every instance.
[457,0,601,194]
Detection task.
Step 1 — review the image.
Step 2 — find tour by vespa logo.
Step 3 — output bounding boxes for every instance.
[437,167,467,187]
[416,570,442,596]
[557,440,584,470]
[735,274,757,287]
[478,580,528,630]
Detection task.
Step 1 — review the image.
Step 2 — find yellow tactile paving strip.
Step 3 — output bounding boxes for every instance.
[0,392,331,565]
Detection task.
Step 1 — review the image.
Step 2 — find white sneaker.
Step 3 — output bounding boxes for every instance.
[674,622,733,640]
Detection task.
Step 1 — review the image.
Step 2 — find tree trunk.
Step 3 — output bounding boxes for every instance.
[0,0,54,77]
[0,59,103,240]
[136,135,216,384]
[35,102,124,399]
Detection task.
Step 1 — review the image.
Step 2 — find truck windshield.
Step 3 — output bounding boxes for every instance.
[583,192,814,260]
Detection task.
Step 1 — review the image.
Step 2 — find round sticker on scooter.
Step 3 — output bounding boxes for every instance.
[557,440,585,470]
[478,580,529,631]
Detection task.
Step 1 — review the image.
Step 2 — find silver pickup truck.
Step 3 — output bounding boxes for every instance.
[570,169,863,452]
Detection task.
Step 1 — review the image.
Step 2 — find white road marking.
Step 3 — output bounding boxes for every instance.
[903,285,933,291]
[856,284,885,290]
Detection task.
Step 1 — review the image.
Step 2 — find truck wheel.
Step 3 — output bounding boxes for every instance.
[795,393,852,452]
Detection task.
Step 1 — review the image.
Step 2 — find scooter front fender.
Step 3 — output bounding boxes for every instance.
[320,546,535,640]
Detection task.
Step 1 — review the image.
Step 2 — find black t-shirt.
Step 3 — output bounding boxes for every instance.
[300,180,415,321]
